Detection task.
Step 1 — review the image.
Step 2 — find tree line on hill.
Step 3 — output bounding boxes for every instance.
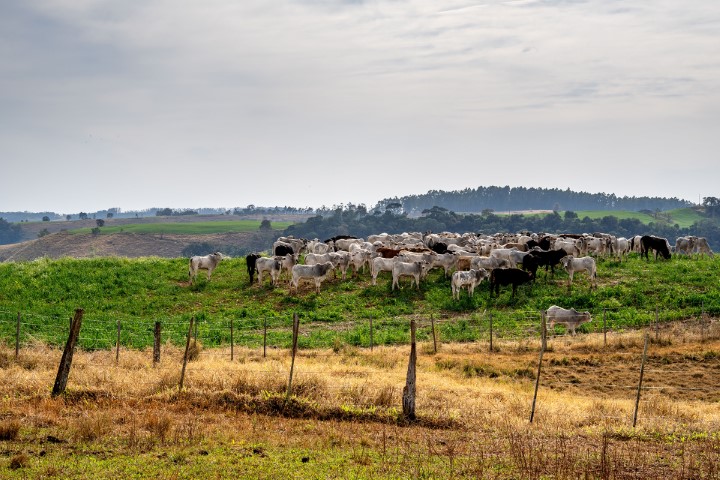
[281,204,720,252]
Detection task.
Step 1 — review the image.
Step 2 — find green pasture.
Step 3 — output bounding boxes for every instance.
[0,253,718,350]
[69,220,294,235]
[572,208,703,228]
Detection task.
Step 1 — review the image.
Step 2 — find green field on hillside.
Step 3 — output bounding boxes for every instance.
[1,254,717,350]
[572,208,703,228]
[69,220,294,235]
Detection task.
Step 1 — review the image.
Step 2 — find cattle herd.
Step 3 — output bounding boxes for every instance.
[188,231,714,335]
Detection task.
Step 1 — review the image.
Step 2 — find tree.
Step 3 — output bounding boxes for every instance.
[259,219,272,230]
[106,212,114,219]
[66,215,71,221]
[79,212,88,220]
[703,197,720,218]
[96,219,105,227]
[42,216,50,222]
[38,228,50,238]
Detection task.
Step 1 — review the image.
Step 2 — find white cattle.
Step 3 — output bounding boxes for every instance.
[328,251,351,280]
[371,256,396,285]
[554,239,581,257]
[306,239,332,254]
[255,256,282,286]
[188,252,225,284]
[350,248,373,276]
[559,255,597,289]
[545,305,592,335]
[489,248,520,268]
[334,238,364,251]
[694,237,714,257]
[274,236,307,255]
[391,260,431,290]
[613,237,630,260]
[451,268,489,299]
[290,262,334,293]
[277,253,298,281]
[430,253,458,277]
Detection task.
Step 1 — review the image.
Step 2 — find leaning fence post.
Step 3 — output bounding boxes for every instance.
[115,320,121,364]
[489,313,493,353]
[51,308,84,397]
[15,312,21,361]
[153,321,161,366]
[431,315,438,354]
[286,313,300,402]
[179,316,195,392]
[529,333,545,423]
[633,333,650,427]
[230,317,234,361]
[402,319,417,420]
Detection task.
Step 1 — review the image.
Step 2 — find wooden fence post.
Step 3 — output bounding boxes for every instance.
[402,319,417,420]
[431,315,438,354]
[701,301,706,341]
[179,317,194,392]
[633,333,650,427]
[603,308,607,347]
[51,308,84,397]
[369,316,374,351]
[541,310,547,352]
[529,333,546,423]
[286,313,300,402]
[263,317,267,358]
[230,317,234,361]
[655,307,659,342]
[15,312,21,361]
[489,313,493,353]
[115,320,121,364]
[153,321,161,366]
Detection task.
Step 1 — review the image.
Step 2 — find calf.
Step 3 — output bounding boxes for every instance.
[489,268,534,297]
[451,268,489,299]
[255,256,282,286]
[545,305,592,335]
[188,252,225,284]
[392,260,431,291]
[640,235,671,260]
[559,255,597,289]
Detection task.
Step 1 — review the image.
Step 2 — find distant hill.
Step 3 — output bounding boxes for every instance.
[375,186,694,216]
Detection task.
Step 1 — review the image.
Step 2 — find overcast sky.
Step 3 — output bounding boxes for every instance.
[1,1,718,214]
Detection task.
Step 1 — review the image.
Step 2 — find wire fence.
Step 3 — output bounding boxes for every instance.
[1,306,718,428]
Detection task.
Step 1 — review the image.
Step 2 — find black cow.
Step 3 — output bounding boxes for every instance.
[490,268,534,297]
[429,242,448,254]
[526,236,552,251]
[245,253,261,284]
[323,235,357,243]
[522,248,568,278]
[273,244,294,257]
[640,235,671,260]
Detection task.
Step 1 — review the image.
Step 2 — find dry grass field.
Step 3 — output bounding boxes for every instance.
[1,321,719,478]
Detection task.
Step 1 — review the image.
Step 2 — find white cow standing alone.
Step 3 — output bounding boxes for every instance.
[188,252,226,284]
[545,305,592,335]
[559,255,597,289]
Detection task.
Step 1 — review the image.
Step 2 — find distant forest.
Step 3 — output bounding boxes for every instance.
[375,186,694,216]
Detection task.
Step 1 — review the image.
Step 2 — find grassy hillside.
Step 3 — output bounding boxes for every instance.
[69,220,294,235]
[573,208,704,228]
[1,254,718,350]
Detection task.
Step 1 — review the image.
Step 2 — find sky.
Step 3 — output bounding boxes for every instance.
[1,0,719,214]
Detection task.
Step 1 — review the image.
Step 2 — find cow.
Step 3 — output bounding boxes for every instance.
[675,236,715,258]
[245,253,261,284]
[522,249,567,278]
[489,268,534,297]
[371,256,396,285]
[273,243,294,257]
[274,237,307,256]
[693,237,715,257]
[544,305,592,335]
[451,268,489,299]
[391,260,431,290]
[188,252,225,284]
[559,255,597,289]
[640,235,671,260]
[376,247,403,259]
[430,252,458,277]
[255,256,282,286]
[290,262,334,294]
[277,253,298,281]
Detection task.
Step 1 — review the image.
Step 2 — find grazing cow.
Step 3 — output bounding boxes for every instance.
[334,238,364,252]
[559,255,597,289]
[350,248,373,277]
[693,237,714,257]
[377,247,403,258]
[371,256,396,285]
[430,252,458,277]
[255,256,282,286]
[451,268,489,299]
[273,243,294,257]
[545,305,592,335]
[676,236,715,258]
[522,249,567,278]
[554,239,581,257]
[640,235,671,260]
[290,262,334,293]
[392,260,431,290]
[188,252,225,284]
[245,253,261,284]
[489,268,534,297]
